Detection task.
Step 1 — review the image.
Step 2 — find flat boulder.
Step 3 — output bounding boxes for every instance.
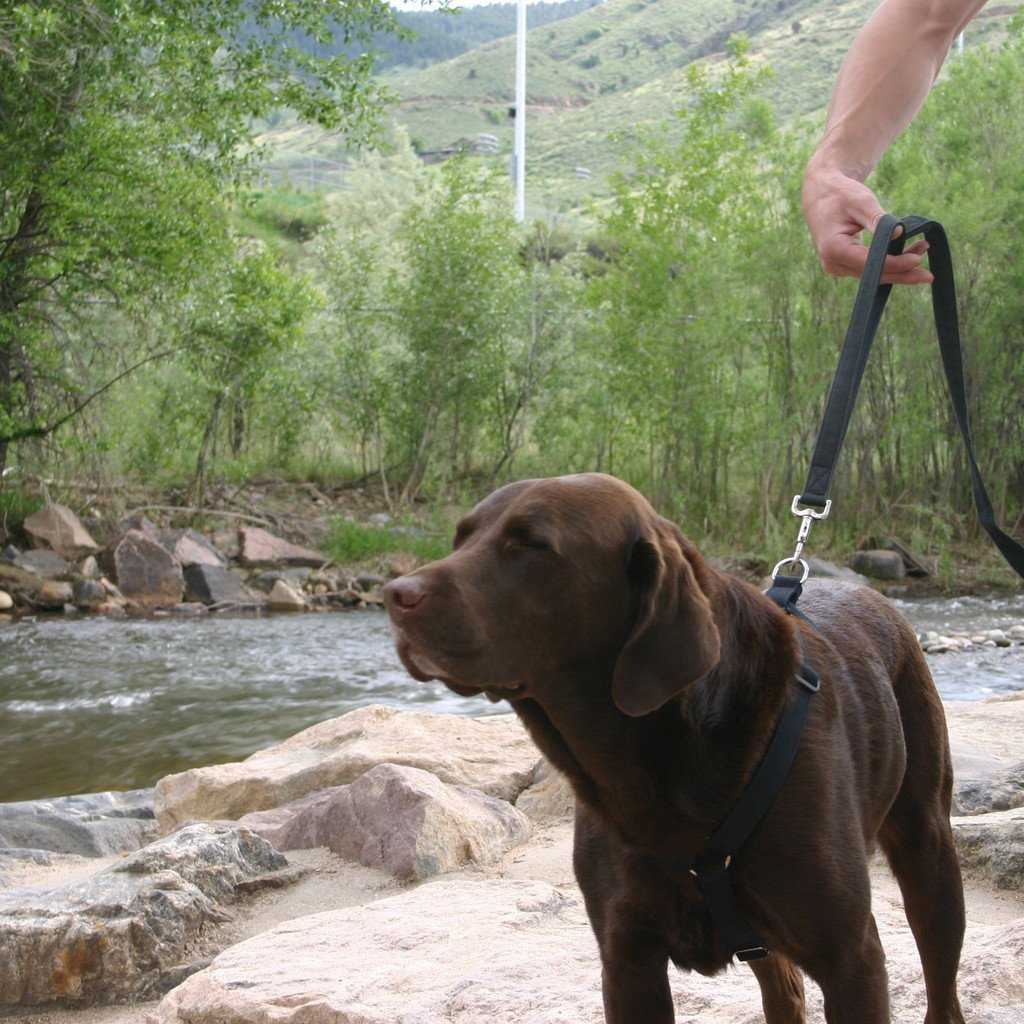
[183,564,258,607]
[0,788,158,857]
[0,823,290,1007]
[22,504,98,560]
[240,763,530,880]
[149,878,1024,1024]
[947,696,1024,814]
[952,807,1024,890]
[6,548,71,579]
[155,705,539,832]
[237,527,326,569]
[105,529,184,609]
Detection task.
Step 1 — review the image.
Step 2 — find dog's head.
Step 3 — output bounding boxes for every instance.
[382,473,720,716]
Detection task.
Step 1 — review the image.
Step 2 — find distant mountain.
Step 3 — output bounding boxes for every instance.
[336,1,603,72]
[261,0,1022,210]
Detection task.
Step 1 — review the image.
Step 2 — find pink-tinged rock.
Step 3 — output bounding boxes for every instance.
[155,705,538,832]
[266,579,305,611]
[237,527,326,569]
[240,763,530,880]
[107,530,184,609]
[158,530,225,569]
[22,504,99,560]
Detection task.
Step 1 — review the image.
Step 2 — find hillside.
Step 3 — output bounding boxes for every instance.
[261,0,1023,210]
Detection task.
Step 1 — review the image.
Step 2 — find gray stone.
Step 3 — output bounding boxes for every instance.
[105,530,184,609]
[952,807,1024,890]
[954,761,1024,816]
[0,823,290,1007]
[849,549,905,581]
[239,763,530,880]
[183,564,257,606]
[71,579,106,610]
[0,789,158,857]
[155,705,538,832]
[79,555,99,579]
[8,549,71,579]
[0,590,12,611]
[22,504,98,560]
[237,527,327,569]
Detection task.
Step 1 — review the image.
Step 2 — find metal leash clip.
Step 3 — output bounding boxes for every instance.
[771,496,832,582]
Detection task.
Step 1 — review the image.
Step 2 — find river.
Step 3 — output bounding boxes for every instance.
[1,596,1023,803]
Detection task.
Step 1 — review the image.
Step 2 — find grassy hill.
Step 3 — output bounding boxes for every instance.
[261,0,1022,211]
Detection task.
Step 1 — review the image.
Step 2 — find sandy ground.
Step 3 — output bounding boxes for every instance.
[4,820,1022,1024]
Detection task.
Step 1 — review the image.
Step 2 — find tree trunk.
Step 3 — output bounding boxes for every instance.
[192,393,224,510]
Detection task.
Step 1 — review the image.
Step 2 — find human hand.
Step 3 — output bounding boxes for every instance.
[801,157,932,285]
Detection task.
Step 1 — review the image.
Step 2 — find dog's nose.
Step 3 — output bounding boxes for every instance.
[382,575,427,612]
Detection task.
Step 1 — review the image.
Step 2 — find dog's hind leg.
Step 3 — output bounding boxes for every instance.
[748,953,806,1023]
[879,653,966,1024]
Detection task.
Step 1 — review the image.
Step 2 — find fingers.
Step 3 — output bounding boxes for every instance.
[819,234,932,286]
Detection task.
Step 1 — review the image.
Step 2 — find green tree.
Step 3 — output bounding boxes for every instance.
[0,0,397,474]
[186,247,314,507]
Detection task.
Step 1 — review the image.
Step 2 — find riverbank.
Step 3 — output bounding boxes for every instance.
[1,697,1022,1023]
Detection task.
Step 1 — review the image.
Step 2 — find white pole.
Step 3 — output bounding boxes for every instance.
[514,0,526,222]
[957,31,964,56]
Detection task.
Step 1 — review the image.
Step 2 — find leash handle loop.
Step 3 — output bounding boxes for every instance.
[798,214,1024,581]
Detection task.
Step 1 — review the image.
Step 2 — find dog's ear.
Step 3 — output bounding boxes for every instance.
[612,518,720,717]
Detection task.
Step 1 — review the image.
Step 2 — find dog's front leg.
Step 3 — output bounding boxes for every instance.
[600,927,674,1024]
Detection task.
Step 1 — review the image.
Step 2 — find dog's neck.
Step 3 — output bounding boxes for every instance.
[511,567,799,852]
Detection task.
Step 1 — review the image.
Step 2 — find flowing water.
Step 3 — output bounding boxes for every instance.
[1,596,1022,803]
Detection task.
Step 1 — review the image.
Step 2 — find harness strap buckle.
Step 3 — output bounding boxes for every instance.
[736,946,770,962]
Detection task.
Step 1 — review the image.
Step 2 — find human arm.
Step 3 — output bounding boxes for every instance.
[802,0,989,284]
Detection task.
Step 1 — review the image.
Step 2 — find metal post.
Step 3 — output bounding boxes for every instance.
[514,0,527,222]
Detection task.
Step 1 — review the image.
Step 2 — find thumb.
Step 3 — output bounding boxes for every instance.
[847,184,887,233]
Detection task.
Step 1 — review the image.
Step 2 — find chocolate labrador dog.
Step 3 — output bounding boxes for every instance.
[382,473,965,1024]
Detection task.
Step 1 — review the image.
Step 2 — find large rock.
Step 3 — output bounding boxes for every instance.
[149,878,1024,1024]
[155,705,539,832]
[0,789,158,858]
[516,759,576,823]
[5,548,71,579]
[953,807,1024,890]
[237,527,327,569]
[947,696,1024,814]
[183,564,258,607]
[0,823,290,1007]
[954,761,1024,816]
[239,763,530,880]
[22,504,98,560]
[103,529,184,609]
[267,578,306,611]
[850,549,905,581]
[157,530,225,569]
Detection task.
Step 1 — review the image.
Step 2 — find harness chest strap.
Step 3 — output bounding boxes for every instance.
[690,574,818,963]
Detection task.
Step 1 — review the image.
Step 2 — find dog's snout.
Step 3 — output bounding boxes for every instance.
[383,575,427,612]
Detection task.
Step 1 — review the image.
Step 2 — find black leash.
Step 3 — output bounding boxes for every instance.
[693,214,1024,965]
[795,214,1024,581]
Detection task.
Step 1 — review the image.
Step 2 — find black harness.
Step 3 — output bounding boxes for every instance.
[691,215,1024,963]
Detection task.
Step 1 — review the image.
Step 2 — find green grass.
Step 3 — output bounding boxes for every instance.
[0,488,44,532]
[324,518,451,565]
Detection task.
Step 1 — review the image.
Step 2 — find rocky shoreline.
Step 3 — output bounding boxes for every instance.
[1,697,1022,1023]
[0,503,386,620]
